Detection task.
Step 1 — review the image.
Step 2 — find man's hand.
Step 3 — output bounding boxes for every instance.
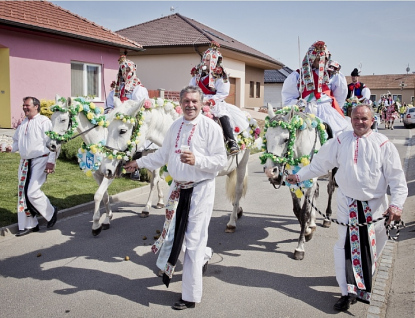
[44,162,55,174]
[124,161,138,173]
[382,206,402,225]
[286,174,298,184]
[180,150,195,166]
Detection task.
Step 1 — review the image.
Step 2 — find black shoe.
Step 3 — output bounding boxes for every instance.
[172,299,195,310]
[333,295,353,311]
[47,206,58,228]
[202,261,208,275]
[15,224,39,237]
[227,140,239,155]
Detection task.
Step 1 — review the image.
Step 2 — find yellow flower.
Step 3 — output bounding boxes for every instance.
[309,114,315,118]
[105,121,110,127]
[122,168,126,174]
[116,155,122,160]
[319,123,325,130]
[80,148,86,153]
[301,157,310,166]
[85,170,93,177]
[90,146,97,154]
[79,105,83,112]
[98,120,104,126]
[139,121,143,125]
[89,103,95,109]
[87,112,94,120]
[165,175,173,183]
[295,188,303,198]
[122,118,127,123]
[127,140,132,145]
[286,164,291,170]
[108,154,113,160]
[98,107,104,114]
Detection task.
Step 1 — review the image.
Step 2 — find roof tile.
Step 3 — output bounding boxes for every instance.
[0,0,142,50]
[117,13,282,67]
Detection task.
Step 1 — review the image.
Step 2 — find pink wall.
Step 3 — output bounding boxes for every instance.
[0,27,121,128]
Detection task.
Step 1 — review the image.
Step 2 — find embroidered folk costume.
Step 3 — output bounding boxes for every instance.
[347,68,371,103]
[11,113,57,231]
[105,55,149,110]
[136,113,227,303]
[282,41,351,135]
[293,130,407,302]
[189,43,248,154]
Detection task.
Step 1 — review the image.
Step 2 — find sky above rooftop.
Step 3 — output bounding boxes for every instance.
[51,1,415,76]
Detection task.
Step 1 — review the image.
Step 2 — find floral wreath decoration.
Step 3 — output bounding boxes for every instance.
[259,105,328,198]
[46,97,109,142]
[78,109,145,177]
[201,103,261,151]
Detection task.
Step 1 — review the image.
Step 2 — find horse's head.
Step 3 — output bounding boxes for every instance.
[262,108,293,186]
[100,98,146,179]
[47,95,72,153]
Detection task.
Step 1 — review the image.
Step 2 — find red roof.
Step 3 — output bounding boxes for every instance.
[0,0,143,51]
[118,13,282,67]
[345,74,415,90]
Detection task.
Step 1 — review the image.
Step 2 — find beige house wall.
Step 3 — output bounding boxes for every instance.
[245,66,264,108]
[369,89,415,105]
[130,54,247,108]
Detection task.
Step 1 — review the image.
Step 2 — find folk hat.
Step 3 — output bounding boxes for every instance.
[351,68,360,77]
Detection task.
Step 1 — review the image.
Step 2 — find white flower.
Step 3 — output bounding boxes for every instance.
[254,137,264,150]
[164,102,173,111]
[156,98,164,107]
[242,131,249,138]
[123,156,129,161]
[113,150,117,155]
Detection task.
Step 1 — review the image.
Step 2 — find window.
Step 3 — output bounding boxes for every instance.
[249,81,254,98]
[71,62,101,101]
[392,94,402,102]
[256,82,260,98]
[370,95,376,103]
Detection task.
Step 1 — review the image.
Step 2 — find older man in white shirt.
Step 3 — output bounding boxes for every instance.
[4,96,58,236]
[124,85,227,310]
[286,104,407,311]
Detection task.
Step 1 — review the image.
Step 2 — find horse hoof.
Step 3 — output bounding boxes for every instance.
[102,223,110,230]
[305,227,316,242]
[322,219,332,228]
[225,225,236,233]
[155,203,164,209]
[237,207,243,219]
[140,211,150,218]
[294,250,305,260]
[92,226,102,236]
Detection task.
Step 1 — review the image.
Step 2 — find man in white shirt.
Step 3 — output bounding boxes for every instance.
[286,104,407,311]
[124,85,227,310]
[3,97,58,236]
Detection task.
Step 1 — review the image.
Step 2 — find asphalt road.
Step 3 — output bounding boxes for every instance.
[0,121,413,318]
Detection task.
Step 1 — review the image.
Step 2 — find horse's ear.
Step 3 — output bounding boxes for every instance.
[67,97,72,107]
[267,103,275,117]
[55,94,60,103]
[113,97,122,110]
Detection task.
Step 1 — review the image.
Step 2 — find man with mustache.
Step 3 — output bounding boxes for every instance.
[124,86,227,310]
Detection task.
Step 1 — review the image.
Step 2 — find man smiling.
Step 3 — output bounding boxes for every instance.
[124,86,227,310]
[286,104,407,311]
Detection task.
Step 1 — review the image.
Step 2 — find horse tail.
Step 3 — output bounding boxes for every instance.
[225,164,248,202]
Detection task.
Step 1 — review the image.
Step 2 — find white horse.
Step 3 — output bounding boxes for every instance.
[46,96,164,235]
[100,97,253,233]
[262,105,335,260]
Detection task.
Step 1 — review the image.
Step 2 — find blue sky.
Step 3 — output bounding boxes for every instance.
[51,1,415,76]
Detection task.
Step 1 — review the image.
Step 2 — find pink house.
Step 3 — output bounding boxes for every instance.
[0,1,143,128]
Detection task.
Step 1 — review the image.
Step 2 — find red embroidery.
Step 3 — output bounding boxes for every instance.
[380,140,389,147]
[174,121,197,154]
[354,137,360,164]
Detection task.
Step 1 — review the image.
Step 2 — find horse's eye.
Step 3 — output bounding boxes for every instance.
[120,129,127,135]
[283,138,289,143]
[60,119,66,123]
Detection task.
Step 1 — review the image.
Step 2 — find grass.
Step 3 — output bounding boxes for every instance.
[0,152,146,228]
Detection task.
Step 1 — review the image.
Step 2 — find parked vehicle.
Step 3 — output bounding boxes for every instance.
[403,107,415,128]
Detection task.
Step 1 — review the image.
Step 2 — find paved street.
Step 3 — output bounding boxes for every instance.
[0,121,413,318]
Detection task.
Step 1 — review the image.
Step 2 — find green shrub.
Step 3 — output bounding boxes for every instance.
[60,137,83,162]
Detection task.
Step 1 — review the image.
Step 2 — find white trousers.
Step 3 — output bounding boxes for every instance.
[334,189,388,295]
[17,156,54,230]
[156,178,215,303]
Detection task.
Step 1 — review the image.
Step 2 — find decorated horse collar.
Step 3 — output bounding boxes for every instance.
[259,105,328,166]
[46,97,109,142]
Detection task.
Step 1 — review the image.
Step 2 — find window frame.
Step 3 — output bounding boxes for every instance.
[71,61,102,102]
